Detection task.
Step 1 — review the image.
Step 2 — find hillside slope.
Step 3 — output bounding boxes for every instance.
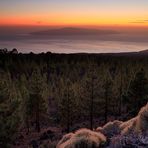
[57,103,148,148]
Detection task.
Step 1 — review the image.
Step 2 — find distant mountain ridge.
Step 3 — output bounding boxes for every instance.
[30,27,119,36]
[139,49,148,53]
[1,48,148,56]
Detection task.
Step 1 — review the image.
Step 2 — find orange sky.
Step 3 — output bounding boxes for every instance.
[0,0,148,27]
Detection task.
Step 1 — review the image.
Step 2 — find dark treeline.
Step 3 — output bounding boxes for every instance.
[0,51,148,147]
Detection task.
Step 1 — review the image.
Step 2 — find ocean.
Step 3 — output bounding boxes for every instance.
[0,26,148,53]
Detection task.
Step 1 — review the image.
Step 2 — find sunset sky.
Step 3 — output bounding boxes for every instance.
[0,0,148,27]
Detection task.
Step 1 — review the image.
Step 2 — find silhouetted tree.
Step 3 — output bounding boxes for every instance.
[20,75,30,133]
[29,68,48,132]
[127,69,148,115]
[0,72,20,147]
[59,78,76,132]
[102,71,112,123]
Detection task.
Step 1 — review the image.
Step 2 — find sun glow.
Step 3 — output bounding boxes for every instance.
[0,0,148,27]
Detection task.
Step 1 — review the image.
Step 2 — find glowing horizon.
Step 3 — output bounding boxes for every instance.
[0,0,148,27]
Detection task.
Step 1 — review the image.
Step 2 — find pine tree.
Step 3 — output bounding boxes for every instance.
[19,74,30,133]
[29,68,48,132]
[81,63,99,130]
[118,62,123,116]
[102,70,112,123]
[59,78,76,132]
[0,72,20,147]
[127,69,148,115]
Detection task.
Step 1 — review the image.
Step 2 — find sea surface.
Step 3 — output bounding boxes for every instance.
[0,26,148,53]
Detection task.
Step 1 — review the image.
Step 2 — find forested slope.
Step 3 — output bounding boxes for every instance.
[0,50,148,147]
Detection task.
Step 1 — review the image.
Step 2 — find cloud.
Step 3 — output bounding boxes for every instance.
[130,19,148,24]
[130,21,146,24]
[36,21,42,24]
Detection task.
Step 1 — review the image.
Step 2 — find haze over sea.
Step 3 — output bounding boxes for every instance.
[0,26,148,53]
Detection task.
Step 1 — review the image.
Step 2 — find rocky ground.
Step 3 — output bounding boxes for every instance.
[13,103,148,148]
[57,103,148,148]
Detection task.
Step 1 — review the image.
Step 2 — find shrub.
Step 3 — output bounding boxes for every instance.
[121,103,148,135]
[57,128,106,148]
[96,120,123,137]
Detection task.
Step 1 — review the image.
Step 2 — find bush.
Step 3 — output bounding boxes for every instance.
[57,128,106,148]
[96,120,123,137]
[121,103,148,135]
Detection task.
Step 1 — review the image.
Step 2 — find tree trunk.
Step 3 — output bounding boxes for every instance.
[105,82,108,123]
[26,116,30,134]
[36,97,40,133]
[67,86,70,133]
[118,65,123,116]
[90,77,94,130]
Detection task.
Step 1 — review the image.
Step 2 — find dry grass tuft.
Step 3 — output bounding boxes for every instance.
[57,128,106,148]
[121,103,148,135]
[96,120,123,137]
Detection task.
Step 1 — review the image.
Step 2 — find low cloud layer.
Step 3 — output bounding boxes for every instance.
[130,19,148,24]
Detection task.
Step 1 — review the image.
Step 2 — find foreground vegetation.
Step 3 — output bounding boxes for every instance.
[0,49,148,147]
[58,103,148,148]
